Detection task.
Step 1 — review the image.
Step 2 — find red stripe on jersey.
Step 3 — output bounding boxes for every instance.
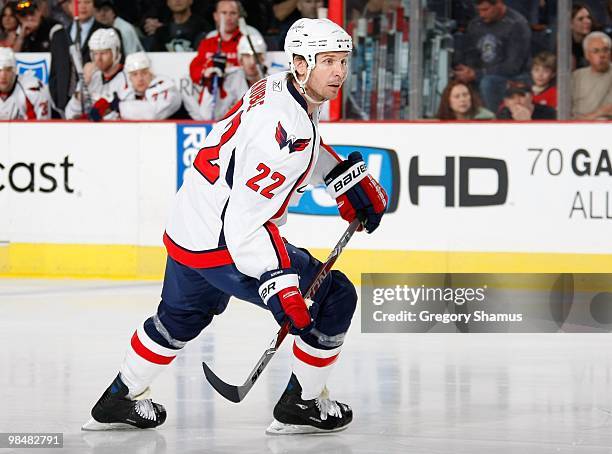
[320,141,343,163]
[130,331,175,365]
[292,341,339,368]
[25,96,35,119]
[163,232,234,268]
[264,222,290,268]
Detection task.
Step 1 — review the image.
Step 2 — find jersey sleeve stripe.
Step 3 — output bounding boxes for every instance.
[163,232,234,268]
[264,222,290,269]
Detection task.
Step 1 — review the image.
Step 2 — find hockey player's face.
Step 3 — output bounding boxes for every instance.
[129,68,153,94]
[240,53,265,81]
[0,67,15,92]
[307,52,349,101]
[92,49,114,73]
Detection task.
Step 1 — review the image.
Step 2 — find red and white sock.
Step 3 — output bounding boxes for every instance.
[291,336,342,400]
[119,323,183,398]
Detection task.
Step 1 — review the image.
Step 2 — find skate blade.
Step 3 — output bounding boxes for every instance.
[81,417,142,431]
[265,419,349,435]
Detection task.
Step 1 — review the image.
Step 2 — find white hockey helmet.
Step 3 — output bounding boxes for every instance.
[125,52,151,73]
[238,30,267,56]
[89,28,122,66]
[0,47,16,70]
[284,18,352,90]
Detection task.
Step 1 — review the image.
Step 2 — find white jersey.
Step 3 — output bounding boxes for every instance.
[119,75,181,120]
[0,73,50,120]
[182,67,249,121]
[65,67,130,119]
[165,71,341,279]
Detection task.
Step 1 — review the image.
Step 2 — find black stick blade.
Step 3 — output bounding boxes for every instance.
[202,361,242,403]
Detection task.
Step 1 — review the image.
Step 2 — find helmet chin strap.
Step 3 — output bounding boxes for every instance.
[294,65,328,106]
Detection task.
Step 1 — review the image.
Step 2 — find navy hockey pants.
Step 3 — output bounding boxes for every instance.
[145,244,357,352]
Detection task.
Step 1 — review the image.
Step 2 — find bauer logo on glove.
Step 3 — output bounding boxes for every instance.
[324,152,388,233]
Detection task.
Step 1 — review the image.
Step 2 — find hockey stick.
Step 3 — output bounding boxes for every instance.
[202,218,361,403]
[238,17,266,80]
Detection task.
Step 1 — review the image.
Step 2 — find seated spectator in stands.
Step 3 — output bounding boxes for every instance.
[190,0,241,83]
[49,0,73,28]
[117,51,181,119]
[0,2,19,48]
[497,81,556,120]
[64,28,129,120]
[572,31,612,119]
[273,0,322,47]
[150,0,211,52]
[94,0,143,55]
[437,80,494,120]
[12,0,58,52]
[572,3,594,69]
[184,28,267,120]
[0,47,51,119]
[453,0,531,112]
[48,0,107,115]
[531,51,556,108]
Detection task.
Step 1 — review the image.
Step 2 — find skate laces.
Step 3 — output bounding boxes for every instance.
[134,400,158,421]
[315,387,343,420]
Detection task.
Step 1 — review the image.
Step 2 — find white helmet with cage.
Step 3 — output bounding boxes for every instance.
[284,18,352,94]
[125,52,151,73]
[0,47,16,70]
[238,29,267,56]
[89,28,122,66]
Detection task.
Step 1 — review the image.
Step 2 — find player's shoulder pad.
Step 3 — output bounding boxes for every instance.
[147,75,176,93]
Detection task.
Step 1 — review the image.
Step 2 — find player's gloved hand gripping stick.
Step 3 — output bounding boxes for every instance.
[202,218,361,403]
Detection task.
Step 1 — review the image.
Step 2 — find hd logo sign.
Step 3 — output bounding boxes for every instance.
[289,146,400,216]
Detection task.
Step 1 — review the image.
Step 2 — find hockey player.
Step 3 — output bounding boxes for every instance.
[0,48,50,120]
[118,52,181,120]
[65,28,129,121]
[83,18,387,434]
[183,29,268,121]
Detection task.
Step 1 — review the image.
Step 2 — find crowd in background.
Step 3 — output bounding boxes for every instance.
[0,0,611,121]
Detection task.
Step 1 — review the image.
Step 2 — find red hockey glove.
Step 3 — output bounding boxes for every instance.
[325,152,388,233]
[259,268,312,334]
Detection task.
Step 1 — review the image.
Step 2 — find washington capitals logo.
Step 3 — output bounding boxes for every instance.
[275,122,311,153]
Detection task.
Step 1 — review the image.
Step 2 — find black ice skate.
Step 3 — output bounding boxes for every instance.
[266,373,352,435]
[81,374,166,431]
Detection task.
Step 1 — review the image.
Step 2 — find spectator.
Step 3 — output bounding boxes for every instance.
[64,28,129,120]
[572,31,612,119]
[49,0,73,28]
[436,79,495,120]
[0,2,18,48]
[150,0,211,52]
[497,81,556,120]
[118,51,181,119]
[453,0,531,112]
[189,0,243,83]
[0,47,50,119]
[572,3,594,69]
[94,0,143,55]
[48,0,107,115]
[184,28,268,120]
[274,0,323,48]
[531,51,556,108]
[12,0,58,52]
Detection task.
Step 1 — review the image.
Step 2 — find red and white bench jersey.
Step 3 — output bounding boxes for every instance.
[0,73,50,120]
[119,75,181,120]
[182,67,248,121]
[65,68,129,119]
[164,71,341,279]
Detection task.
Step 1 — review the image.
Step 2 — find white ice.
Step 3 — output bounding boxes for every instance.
[1,279,612,453]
